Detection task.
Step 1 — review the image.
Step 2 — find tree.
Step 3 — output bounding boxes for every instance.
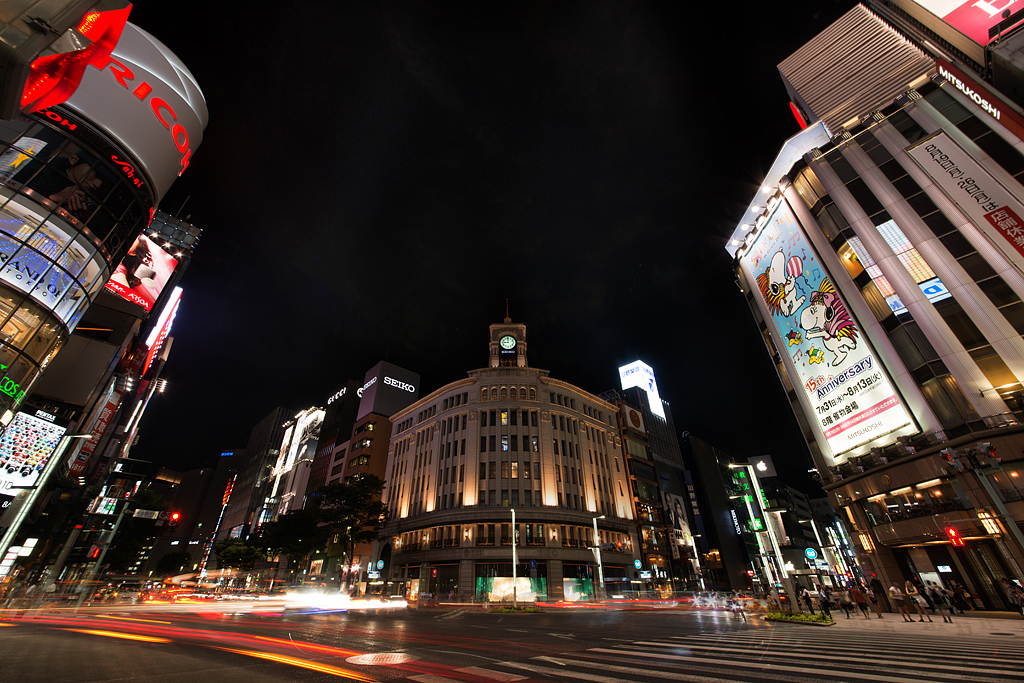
[154,551,192,576]
[212,538,265,571]
[256,508,331,572]
[311,473,388,590]
[103,488,169,573]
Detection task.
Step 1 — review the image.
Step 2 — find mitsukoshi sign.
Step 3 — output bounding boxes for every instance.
[739,201,913,463]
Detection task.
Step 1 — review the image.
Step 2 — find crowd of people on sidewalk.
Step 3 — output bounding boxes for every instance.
[794,574,1024,622]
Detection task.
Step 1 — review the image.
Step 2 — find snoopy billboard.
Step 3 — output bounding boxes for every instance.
[740,200,913,462]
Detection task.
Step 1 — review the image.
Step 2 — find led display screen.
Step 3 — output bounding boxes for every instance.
[103,234,178,311]
[740,201,914,463]
[618,361,666,419]
[0,409,69,491]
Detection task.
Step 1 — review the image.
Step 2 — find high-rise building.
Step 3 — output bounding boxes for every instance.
[729,3,1024,609]
[374,318,640,602]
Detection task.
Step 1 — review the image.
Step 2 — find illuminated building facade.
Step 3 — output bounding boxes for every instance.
[729,4,1024,609]
[375,318,641,602]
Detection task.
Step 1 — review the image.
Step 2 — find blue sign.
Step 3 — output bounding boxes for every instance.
[804,548,818,560]
[529,560,537,569]
[634,559,642,569]
[376,560,384,569]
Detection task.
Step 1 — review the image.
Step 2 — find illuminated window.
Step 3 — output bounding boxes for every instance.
[501,435,509,452]
[501,461,509,478]
[482,388,488,401]
[501,410,508,425]
[511,461,519,479]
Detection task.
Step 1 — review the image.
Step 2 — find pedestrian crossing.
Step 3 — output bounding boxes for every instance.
[404,625,1024,682]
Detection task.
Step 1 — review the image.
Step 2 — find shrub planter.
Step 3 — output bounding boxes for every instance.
[762,611,835,626]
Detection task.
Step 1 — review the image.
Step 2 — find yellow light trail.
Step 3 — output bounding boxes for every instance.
[213,647,377,681]
[97,614,172,625]
[0,623,13,627]
[61,628,171,643]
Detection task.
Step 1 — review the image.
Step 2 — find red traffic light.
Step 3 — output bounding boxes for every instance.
[20,4,132,113]
[170,512,180,521]
[946,527,965,547]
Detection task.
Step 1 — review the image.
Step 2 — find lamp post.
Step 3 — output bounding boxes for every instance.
[592,514,605,601]
[0,432,91,571]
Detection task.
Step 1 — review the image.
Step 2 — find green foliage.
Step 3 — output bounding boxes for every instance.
[765,611,833,623]
[103,488,169,573]
[212,539,265,570]
[307,473,388,586]
[491,606,543,613]
[256,508,331,569]
[154,551,192,576]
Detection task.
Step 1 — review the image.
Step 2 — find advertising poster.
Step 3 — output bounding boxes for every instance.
[740,201,913,462]
[662,492,693,560]
[103,234,178,311]
[68,389,122,475]
[0,410,68,490]
[907,132,1024,276]
[910,0,1024,46]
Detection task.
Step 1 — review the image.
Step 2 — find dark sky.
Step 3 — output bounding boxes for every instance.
[122,1,857,492]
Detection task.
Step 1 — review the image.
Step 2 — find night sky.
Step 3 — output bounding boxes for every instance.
[121,1,857,492]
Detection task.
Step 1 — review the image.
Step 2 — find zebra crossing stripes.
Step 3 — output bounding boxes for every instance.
[403,629,1024,683]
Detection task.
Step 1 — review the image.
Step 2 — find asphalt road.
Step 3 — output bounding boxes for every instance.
[1,604,1022,682]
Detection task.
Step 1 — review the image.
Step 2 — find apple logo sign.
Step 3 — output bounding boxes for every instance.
[756,461,768,472]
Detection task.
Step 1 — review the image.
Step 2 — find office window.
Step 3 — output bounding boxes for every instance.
[522,410,529,424]
[481,411,488,427]
[522,461,531,479]
[480,436,487,452]
[553,439,559,455]
[559,415,565,431]
[556,465,561,482]
[533,462,541,479]
[490,435,496,451]
[501,435,509,452]
[459,465,464,482]
[461,439,465,455]
[479,491,486,507]
[490,410,496,425]
[525,490,532,507]
[480,463,486,480]
[489,462,497,479]
[511,490,519,506]
[501,410,509,426]
[511,461,519,479]
[489,490,497,507]
[532,436,539,452]
[511,435,518,451]
[522,435,529,451]
[571,468,577,485]
[510,410,518,426]
[531,411,538,427]
[502,461,509,478]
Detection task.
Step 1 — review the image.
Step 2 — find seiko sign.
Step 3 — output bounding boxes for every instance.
[384,376,416,392]
[62,24,208,203]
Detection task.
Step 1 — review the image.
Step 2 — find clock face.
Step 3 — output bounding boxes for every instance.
[499,335,516,350]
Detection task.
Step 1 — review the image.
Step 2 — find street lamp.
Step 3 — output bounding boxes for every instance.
[592,515,605,601]
[0,432,92,570]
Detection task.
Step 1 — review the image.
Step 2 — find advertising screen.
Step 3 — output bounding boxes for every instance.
[103,234,178,311]
[0,410,69,491]
[357,361,420,420]
[740,201,913,462]
[909,0,1024,45]
[618,361,666,419]
[661,492,693,561]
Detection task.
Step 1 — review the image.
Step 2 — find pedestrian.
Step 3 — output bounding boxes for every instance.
[839,587,855,619]
[890,582,913,622]
[817,586,832,619]
[865,584,883,618]
[948,580,970,614]
[769,587,780,611]
[905,580,933,622]
[851,585,870,619]
[926,581,952,623]
[800,584,814,614]
[1001,578,1023,616]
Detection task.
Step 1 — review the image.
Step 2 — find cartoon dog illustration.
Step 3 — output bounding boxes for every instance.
[800,279,858,366]
[756,250,805,317]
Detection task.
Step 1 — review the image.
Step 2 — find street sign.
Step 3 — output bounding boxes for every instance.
[529,559,537,569]
[376,560,384,569]
[804,548,818,560]
[640,571,652,579]
[634,559,642,569]
[133,509,159,519]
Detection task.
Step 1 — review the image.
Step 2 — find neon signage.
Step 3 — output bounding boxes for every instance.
[92,55,195,176]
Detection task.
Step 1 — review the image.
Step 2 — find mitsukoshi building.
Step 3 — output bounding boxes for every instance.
[730,4,1024,610]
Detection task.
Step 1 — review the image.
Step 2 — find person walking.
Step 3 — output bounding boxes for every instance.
[817,586,832,619]
[851,585,871,619]
[800,585,815,614]
[890,582,913,622]
[926,581,952,623]
[1001,578,1023,616]
[865,584,883,618]
[839,586,855,619]
[905,580,933,622]
[948,580,970,614]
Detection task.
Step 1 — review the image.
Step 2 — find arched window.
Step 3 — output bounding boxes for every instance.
[529,388,536,401]
[500,387,508,400]
[482,388,489,401]
[511,387,520,400]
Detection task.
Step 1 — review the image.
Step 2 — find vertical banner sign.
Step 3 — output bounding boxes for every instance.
[906,132,1024,275]
[739,201,913,463]
[661,492,693,560]
[68,389,123,475]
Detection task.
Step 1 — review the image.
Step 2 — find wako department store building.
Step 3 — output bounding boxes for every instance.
[729,5,1024,609]
[375,318,641,602]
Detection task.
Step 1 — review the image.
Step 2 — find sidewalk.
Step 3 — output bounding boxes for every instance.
[794,609,1024,637]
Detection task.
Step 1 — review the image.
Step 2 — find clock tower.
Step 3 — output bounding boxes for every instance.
[489,316,527,368]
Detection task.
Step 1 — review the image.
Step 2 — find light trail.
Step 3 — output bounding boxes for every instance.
[212,646,377,681]
[61,628,171,643]
[97,614,172,624]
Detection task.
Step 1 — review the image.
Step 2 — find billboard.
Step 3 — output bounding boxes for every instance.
[908,0,1024,46]
[618,361,666,419]
[0,409,69,491]
[103,234,178,311]
[907,132,1024,276]
[662,492,693,561]
[357,361,420,420]
[68,388,123,476]
[740,201,913,463]
[621,405,646,434]
[142,286,182,374]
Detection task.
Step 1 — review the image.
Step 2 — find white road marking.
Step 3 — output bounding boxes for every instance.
[454,666,527,681]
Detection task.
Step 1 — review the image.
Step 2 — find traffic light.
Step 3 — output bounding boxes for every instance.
[87,545,101,559]
[0,0,132,120]
[940,448,964,472]
[977,442,1000,469]
[946,527,965,547]
[168,511,180,527]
